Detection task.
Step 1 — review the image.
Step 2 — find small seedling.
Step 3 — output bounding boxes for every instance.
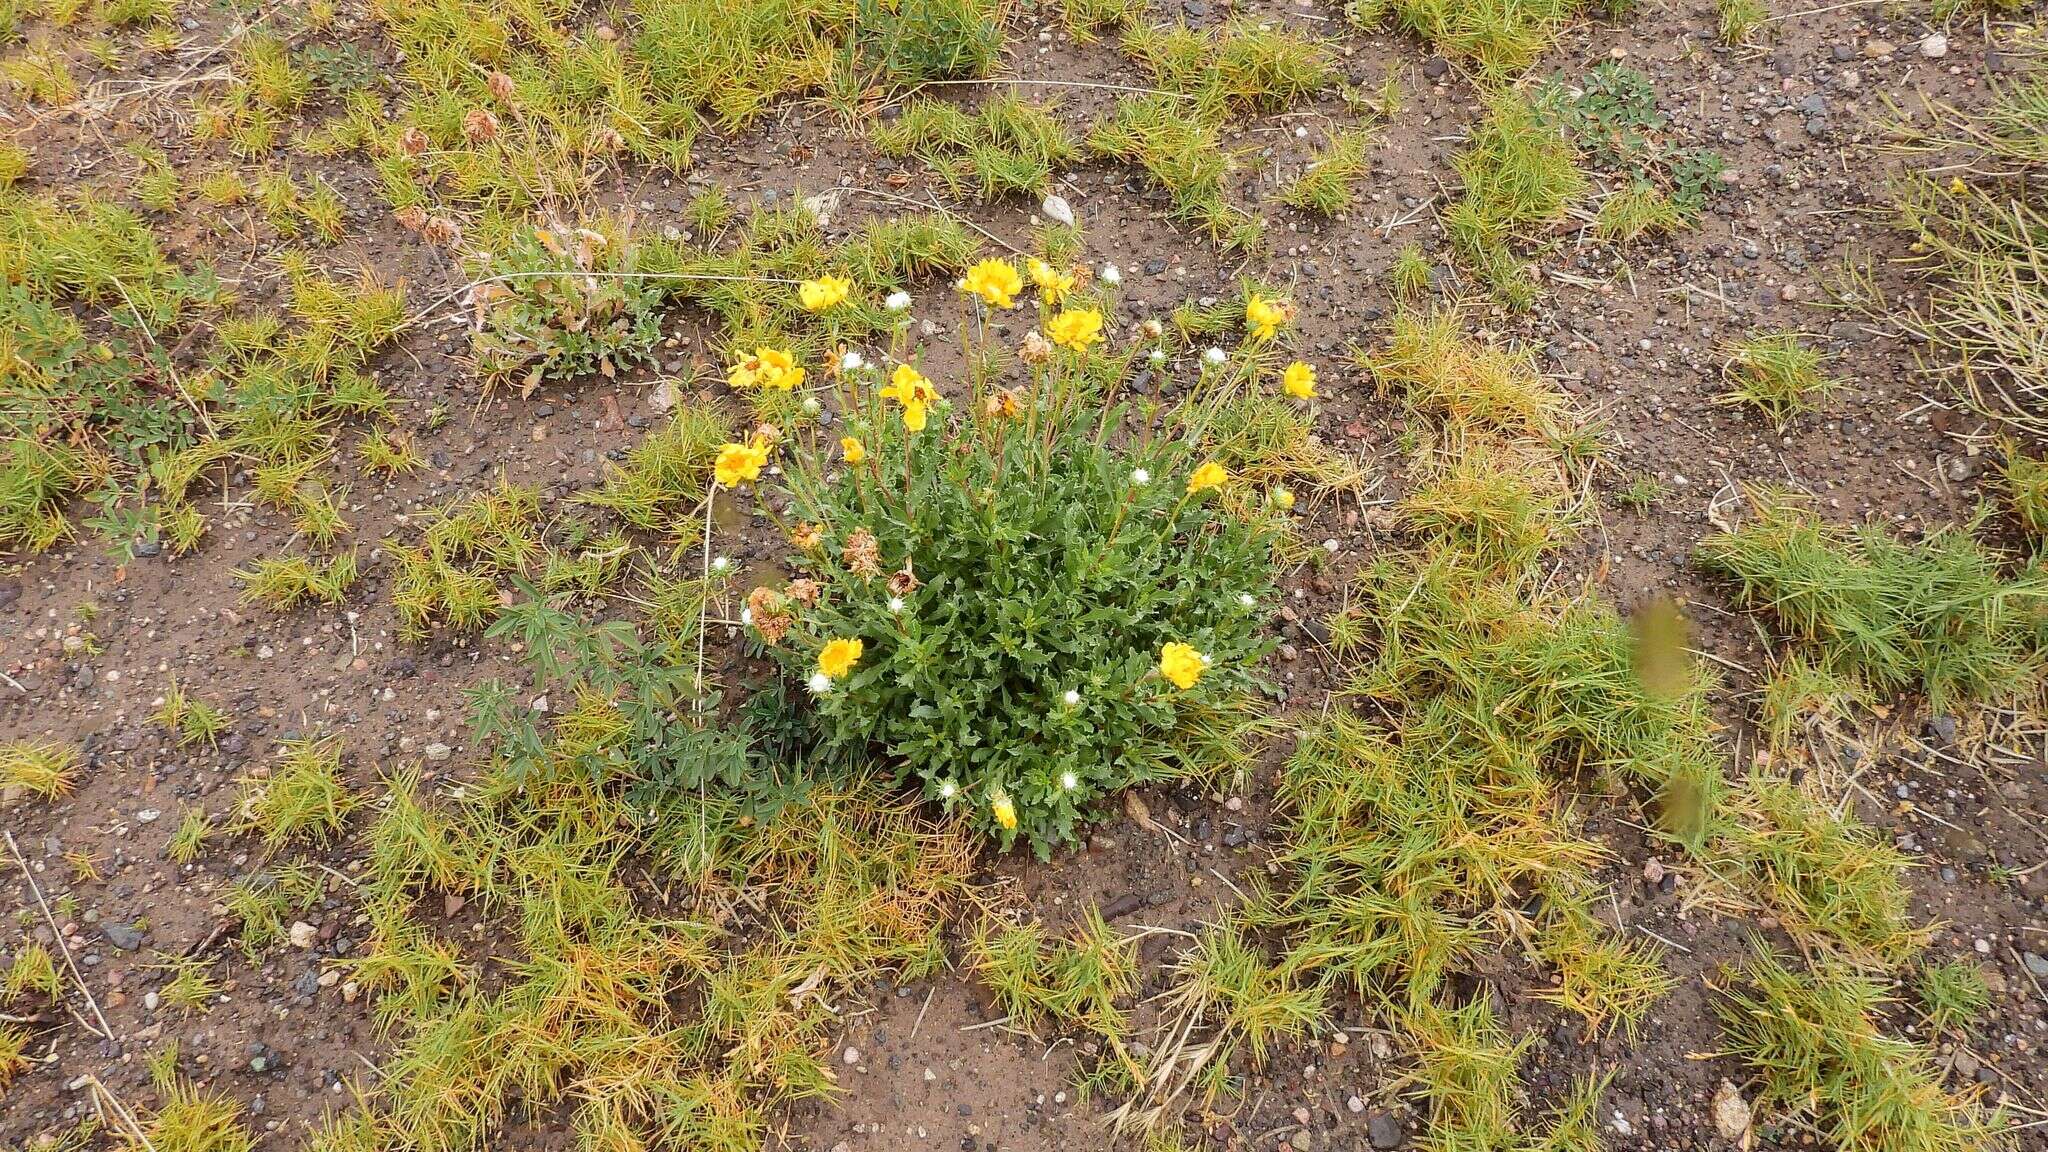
[1279,128,1375,217]
[154,677,230,748]
[168,808,211,864]
[5,942,63,1001]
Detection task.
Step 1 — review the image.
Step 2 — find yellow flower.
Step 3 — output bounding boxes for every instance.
[1185,461,1228,495]
[1948,176,1967,194]
[713,440,769,487]
[840,436,866,464]
[1245,293,1290,341]
[729,347,805,391]
[881,364,938,433]
[1282,361,1317,400]
[798,275,852,312]
[990,789,1018,831]
[961,258,1023,309]
[1044,308,1104,352]
[1026,258,1076,306]
[817,636,864,680]
[1270,485,1295,512]
[1158,642,1208,690]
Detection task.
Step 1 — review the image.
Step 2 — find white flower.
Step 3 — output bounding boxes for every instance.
[1101,263,1122,285]
[711,556,731,573]
[888,596,905,613]
[938,779,958,800]
[1203,347,1227,366]
[807,672,832,695]
[885,290,912,312]
[1131,467,1151,486]
[741,607,754,625]
[1059,771,1078,791]
[1148,348,1166,366]
[1238,593,1256,608]
[1063,689,1080,706]
[841,351,866,372]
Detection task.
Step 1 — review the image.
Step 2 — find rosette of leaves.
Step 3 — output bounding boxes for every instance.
[764,359,1277,857]
[470,223,665,390]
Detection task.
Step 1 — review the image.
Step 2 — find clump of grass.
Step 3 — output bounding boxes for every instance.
[2000,443,2048,540]
[357,425,423,477]
[1278,127,1376,217]
[168,807,211,864]
[153,677,230,748]
[157,957,223,1014]
[858,0,1006,86]
[1088,95,1255,247]
[1595,182,1687,242]
[1052,0,1144,41]
[874,95,1078,200]
[1723,776,1927,964]
[970,908,1137,1039]
[234,551,359,609]
[578,405,729,534]
[1,740,79,799]
[236,736,353,849]
[134,1078,256,1152]
[1389,244,1434,302]
[1917,961,1990,1036]
[0,1024,29,1086]
[1616,472,1665,512]
[1121,18,1335,118]
[0,143,28,187]
[1719,331,1837,429]
[1696,493,2044,709]
[1716,0,1768,44]
[1444,95,1585,310]
[1757,653,1865,753]
[1715,947,2000,1152]
[5,942,63,1001]
[223,863,325,957]
[387,480,542,639]
[1352,0,1593,81]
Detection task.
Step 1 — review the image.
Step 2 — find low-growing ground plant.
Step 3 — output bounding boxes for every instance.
[1715,947,2001,1152]
[2000,443,2048,541]
[1279,127,1376,217]
[756,266,1280,856]
[1916,960,1991,1035]
[1719,330,1837,428]
[1443,95,1586,309]
[873,94,1078,201]
[1,739,79,799]
[235,736,354,848]
[1697,493,2045,709]
[1121,18,1335,118]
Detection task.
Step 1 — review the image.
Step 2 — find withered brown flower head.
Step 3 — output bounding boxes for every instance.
[886,561,920,599]
[398,126,430,157]
[842,528,882,578]
[786,578,821,607]
[462,108,499,143]
[791,522,824,552]
[745,586,791,646]
[1017,329,1053,365]
[421,216,463,248]
[486,71,517,104]
[392,205,427,233]
[588,126,625,153]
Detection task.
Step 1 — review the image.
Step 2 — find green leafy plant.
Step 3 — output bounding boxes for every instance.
[858,0,1005,85]
[759,316,1278,856]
